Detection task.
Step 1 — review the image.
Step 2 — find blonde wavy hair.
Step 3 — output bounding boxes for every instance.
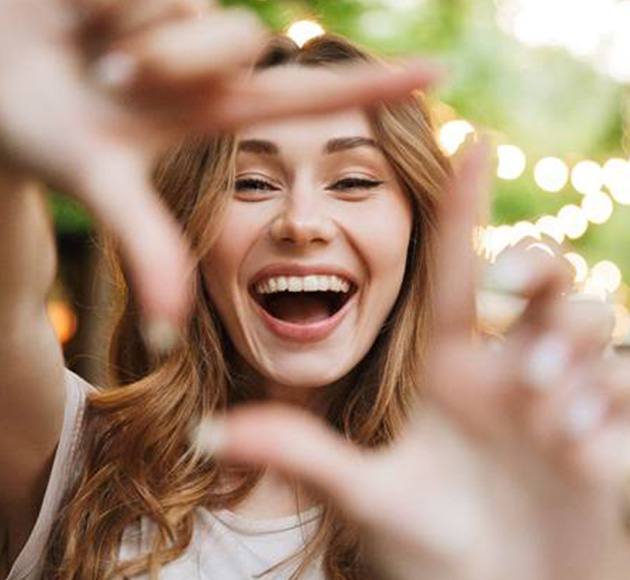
[45,34,451,579]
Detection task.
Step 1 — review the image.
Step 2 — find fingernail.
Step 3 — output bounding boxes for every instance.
[564,390,607,439]
[93,51,138,89]
[483,254,533,296]
[190,417,227,456]
[522,333,571,391]
[142,317,179,355]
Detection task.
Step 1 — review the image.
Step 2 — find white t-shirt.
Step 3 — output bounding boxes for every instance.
[6,370,324,580]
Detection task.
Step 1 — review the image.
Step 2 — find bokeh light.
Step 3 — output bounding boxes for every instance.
[603,158,630,204]
[534,157,569,192]
[438,120,475,156]
[535,215,565,244]
[591,260,622,293]
[564,252,589,283]
[287,20,325,47]
[557,204,588,239]
[571,160,603,195]
[497,144,527,180]
[581,190,614,224]
[47,300,78,344]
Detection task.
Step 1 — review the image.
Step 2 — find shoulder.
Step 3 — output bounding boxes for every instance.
[5,369,96,580]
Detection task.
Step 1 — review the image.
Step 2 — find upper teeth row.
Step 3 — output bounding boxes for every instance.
[255,275,351,294]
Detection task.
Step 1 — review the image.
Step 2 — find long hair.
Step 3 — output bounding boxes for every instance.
[45,35,451,579]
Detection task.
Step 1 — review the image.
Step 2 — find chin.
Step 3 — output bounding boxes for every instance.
[254,351,357,390]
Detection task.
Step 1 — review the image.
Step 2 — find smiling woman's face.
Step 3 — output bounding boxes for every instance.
[201,104,413,393]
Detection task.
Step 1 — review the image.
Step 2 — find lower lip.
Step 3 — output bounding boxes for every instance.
[251,293,356,343]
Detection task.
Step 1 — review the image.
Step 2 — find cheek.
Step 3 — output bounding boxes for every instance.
[201,204,258,310]
[348,195,413,291]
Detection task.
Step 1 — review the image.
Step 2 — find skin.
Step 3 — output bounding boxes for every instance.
[202,102,413,396]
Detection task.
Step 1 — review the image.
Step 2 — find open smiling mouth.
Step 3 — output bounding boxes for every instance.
[250,275,357,326]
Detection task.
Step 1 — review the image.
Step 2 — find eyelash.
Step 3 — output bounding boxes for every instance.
[234,177,384,193]
[234,178,279,192]
[328,177,384,191]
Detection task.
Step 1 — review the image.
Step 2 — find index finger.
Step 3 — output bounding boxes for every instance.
[208,59,445,130]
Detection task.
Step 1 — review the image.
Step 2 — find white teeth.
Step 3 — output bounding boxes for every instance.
[254,274,353,295]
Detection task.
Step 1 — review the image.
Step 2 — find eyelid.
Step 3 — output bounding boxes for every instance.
[235,171,279,183]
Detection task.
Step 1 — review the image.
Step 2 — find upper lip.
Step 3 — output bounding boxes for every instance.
[248,263,359,290]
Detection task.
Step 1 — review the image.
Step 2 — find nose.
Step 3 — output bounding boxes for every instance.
[270,194,336,247]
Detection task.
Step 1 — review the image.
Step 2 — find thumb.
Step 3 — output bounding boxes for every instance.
[73,149,194,350]
[193,404,370,516]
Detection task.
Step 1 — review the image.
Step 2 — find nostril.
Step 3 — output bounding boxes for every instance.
[270,212,335,245]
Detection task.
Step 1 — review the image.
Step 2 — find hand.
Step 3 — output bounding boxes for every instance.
[196,144,630,580]
[0,0,442,339]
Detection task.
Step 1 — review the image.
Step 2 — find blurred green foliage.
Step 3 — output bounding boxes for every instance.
[54,0,629,278]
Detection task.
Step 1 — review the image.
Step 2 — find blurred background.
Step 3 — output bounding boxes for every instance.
[51,0,630,382]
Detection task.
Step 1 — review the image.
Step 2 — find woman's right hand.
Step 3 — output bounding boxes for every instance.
[0,0,442,341]
[202,144,630,580]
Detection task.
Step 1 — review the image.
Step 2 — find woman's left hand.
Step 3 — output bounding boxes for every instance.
[194,144,630,580]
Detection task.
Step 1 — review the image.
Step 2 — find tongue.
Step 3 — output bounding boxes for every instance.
[267,293,332,324]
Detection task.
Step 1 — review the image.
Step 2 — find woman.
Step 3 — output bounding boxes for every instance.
[2,2,630,580]
[6,25,452,575]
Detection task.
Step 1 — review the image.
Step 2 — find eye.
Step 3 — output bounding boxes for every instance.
[234,177,279,192]
[328,177,384,191]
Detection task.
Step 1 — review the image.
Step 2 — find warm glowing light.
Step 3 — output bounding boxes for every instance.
[582,277,609,301]
[603,158,630,204]
[535,215,565,244]
[287,20,325,47]
[571,160,603,195]
[613,304,630,344]
[557,204,588,239]
[438,120,475,156]
[485,224,513,260]
[534,157,569,193]
[564,252,588,283]
[497,144,527,180]
[591,260,622,293]
[509,220,540,246]
[581,190,614,224]
[47,300,78,344]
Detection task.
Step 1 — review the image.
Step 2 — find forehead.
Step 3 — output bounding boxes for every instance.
[238,66,373,153]
[238,109,373,154]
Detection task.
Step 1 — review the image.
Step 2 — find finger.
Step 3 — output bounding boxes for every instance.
[80,0,210,39]
[97,10,266,89]
[480,245,572,335]
[491,248,573,334]
[433,141,490,338]
[208,59,445,130]
[71,148,194,350]
[192,404,370,517]
[510,297,613,394]
[598,355,630,416]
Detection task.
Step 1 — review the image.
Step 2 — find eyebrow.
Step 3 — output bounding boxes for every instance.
[237,136,380,157]
[324,137,380,154]
[238,139,279,155]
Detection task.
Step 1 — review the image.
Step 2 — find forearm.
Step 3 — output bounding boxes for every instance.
[0,169,57,328]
